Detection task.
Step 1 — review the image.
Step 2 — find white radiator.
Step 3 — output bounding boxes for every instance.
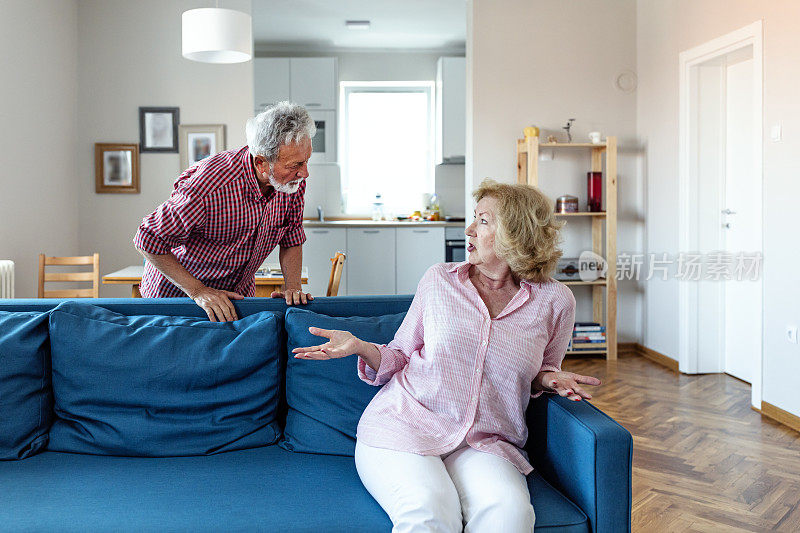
[0,260,14,299]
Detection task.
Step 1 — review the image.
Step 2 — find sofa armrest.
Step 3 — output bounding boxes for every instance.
[525,395,632,533]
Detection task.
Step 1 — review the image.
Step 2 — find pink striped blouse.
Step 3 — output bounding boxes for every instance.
[357,261,576,475]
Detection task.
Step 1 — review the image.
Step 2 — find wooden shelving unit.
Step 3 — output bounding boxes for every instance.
[516,136,618,360]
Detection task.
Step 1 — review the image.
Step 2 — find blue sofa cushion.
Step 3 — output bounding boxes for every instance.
[282,307,406,456]
[47,301,282,457]
[0,447,587,532]
[0,311,52,460]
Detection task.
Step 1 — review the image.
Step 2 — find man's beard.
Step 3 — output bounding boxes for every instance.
[268,164,303,194]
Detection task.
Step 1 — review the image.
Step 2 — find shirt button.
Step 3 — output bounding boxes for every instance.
[474,368,479,374]
[482,340,487,346]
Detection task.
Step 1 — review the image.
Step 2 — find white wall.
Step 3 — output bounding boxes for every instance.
[0,0,79,298]
[467,0,641,341]
[76,0,254,297]
[637,0,800,417]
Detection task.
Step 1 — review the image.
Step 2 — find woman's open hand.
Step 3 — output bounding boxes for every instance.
[292,327,362,360]
[537,371,601,401]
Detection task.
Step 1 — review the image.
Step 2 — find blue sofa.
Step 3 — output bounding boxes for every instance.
[0,296,631,532]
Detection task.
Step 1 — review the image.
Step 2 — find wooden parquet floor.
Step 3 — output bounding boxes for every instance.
[562,353,800,532]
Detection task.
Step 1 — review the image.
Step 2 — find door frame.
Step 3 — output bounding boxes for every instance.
[678,21,763,407]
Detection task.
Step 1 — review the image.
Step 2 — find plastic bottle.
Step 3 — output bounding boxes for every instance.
[372,193,384,221]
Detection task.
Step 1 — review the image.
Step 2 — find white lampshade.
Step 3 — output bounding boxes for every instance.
[182,8,252,64]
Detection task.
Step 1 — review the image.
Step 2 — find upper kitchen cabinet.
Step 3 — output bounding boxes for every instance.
[254,58,291,113]
[253,57,337,114]
[290,58,337,110]
[435,56,466,164]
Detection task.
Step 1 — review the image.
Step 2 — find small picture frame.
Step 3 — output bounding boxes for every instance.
[95,143,140,193]
[179,124,226,170]
[139,106,179,152]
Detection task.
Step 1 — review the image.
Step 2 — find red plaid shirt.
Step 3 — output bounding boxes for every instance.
[133,145,306,298]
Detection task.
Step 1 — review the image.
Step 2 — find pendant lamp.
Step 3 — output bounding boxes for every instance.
[182,7,253,64]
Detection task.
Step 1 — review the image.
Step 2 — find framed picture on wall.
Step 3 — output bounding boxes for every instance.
[179,124,226,170]
[95,143,140,193]
[139,106,179,152]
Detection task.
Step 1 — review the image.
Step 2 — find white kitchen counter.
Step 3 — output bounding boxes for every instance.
[303,219,463,228]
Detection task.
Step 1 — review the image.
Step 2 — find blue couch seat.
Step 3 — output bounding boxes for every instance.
[0,445,587,532]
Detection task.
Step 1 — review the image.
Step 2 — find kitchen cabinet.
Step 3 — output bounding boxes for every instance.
[304,227,347,296]
[290,58,337,110]
[253,57,337,114]
[396,227,445,294]
[254,58,291,113]
[436,56,466,163]
[346,228,396,295]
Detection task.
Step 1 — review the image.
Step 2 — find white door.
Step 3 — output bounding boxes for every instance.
[396,227,445,294]
[723,56,761,384]
[346,228,396,295]
[679,22,763,408]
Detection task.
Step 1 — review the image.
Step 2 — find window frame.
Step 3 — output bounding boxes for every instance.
[338,81,436,215]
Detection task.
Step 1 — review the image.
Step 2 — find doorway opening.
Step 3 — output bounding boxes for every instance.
[678,21,763,408]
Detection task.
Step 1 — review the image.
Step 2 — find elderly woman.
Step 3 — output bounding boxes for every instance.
[293,179,601,532]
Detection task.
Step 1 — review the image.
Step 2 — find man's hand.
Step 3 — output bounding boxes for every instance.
[188,286,244,322]
[535,370,601,401]
[270,288,313,305]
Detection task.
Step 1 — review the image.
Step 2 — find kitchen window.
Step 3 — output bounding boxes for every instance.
[339,81,435,215]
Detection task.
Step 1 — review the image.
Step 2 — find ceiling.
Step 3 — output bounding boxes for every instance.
[251,0,466,52]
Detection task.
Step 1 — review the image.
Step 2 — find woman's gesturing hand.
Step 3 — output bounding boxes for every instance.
[292,327,362,360]
[537,371,601,401]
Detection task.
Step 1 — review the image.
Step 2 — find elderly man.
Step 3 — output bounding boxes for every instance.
[133,102,315,321]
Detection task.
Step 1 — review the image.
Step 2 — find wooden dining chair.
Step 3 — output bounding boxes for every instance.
[326,252,346,297]
[38,253,100,298]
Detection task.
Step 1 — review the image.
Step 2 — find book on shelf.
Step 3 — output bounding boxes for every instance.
[574,323,605,332]
[570,346,607,351]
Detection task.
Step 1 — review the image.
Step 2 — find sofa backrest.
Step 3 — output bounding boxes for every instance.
[0,296,414,459]
[0,296,414,319]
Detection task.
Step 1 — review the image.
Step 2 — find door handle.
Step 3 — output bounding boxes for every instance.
[723,222,731,229]
[721,209,737,215]
[363,230,380,234]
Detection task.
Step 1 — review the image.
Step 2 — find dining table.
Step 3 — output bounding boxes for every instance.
[102,265,308,298]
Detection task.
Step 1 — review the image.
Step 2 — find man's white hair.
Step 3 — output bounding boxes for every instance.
[246,101,316,161]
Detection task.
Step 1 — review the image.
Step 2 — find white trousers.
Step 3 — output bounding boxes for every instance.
[355,440,535,533]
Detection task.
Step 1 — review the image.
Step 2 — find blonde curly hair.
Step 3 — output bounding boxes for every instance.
[473,179,565,283]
